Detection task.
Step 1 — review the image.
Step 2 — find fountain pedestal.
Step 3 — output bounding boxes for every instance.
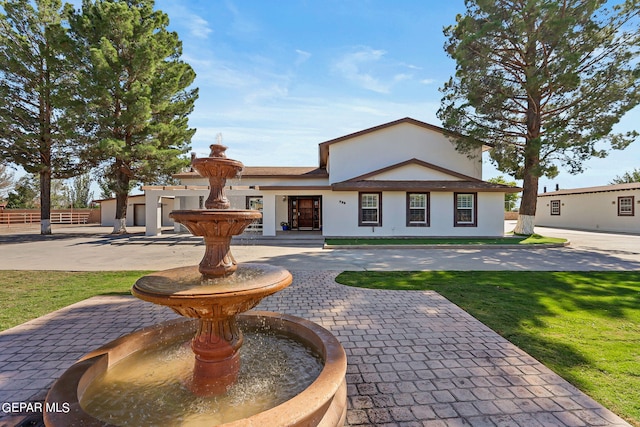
[191,317,242,395]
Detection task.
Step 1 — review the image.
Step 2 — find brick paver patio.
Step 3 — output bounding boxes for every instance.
[0,271,631,426]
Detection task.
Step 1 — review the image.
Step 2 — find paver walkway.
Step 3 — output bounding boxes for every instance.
[0,271,631,426]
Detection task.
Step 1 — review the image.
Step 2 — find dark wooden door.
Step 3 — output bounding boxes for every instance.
[298,199,314,228]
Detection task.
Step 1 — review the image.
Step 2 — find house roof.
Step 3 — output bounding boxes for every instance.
[93,194,147,203]
[332,180,521,193]
[318,117,490,168]
[346,158,482,182]
[330,158,520,192]
[538,182,640,197]
[174,166,328,180]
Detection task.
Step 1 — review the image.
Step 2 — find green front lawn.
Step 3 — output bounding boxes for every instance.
[1,269,637,425]
[0,270,150,331]
[336,271,640,426]
[325,234,566,246]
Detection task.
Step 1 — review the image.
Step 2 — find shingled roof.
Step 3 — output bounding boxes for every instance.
[174,166,328,180]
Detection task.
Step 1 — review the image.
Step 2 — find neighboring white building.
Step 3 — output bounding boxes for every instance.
[536,183,640,233]
[143,117,521,237]
[96,194,174,228]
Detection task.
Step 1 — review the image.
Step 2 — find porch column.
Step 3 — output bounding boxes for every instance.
[262,193,276,236]
[145,192,162,236]
[173,196,183,233]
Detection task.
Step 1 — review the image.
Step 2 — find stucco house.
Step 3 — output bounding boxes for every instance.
[96,194,174,227]
[536,183,640,233]
[142,117,520,237]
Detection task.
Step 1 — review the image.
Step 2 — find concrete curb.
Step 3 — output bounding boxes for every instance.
[323,241,571,250]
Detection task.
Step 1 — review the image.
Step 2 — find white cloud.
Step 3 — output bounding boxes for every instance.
[189,16,212,39]
[244,84,289,104]
[332,47,424,94]
[295,49,312,66]
[393,73,412,82]
[224,0,260,36]
[188,92,442,167]
[333,48,390,93]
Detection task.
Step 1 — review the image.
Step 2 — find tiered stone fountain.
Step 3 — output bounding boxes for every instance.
[43,145,347,426]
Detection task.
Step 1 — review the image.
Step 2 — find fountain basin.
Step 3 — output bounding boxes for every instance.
[132,264,291,318]
[43,311,347,427]
[169,210,262,239]
[132,264,293,395]
[169,211,262,277]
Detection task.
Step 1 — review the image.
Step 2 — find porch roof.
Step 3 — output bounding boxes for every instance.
[331,180,522,193]
[174,166,327,180]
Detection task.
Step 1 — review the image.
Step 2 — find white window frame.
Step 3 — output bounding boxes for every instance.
[359,192,381,226]
[407,193,429,226]
[454,193,477,227]
[618,196,634,216]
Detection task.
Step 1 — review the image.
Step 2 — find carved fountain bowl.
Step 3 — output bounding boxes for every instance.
[169,210,262,237]
[131,263,292,318]
[192,157,243,179]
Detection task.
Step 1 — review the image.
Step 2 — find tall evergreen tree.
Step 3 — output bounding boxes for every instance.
[610,168,640,184]
[438,0,640,234]
[5,174,39,208]
[68,0,197,234]
[65,173,94,208]
[0,164,15,199]
[0,0,82,234]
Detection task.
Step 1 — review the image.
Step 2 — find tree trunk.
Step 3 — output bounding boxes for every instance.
[112,190,128,234]
[514,140,541,235]
[514,170,539,235]
[40,170,52,235]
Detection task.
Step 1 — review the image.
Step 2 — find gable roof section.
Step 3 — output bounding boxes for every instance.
[332,158,521,193]
[346,158,481,182]
[318,117,489,168]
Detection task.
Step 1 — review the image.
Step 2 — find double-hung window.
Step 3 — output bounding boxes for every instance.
[407,193,429,226]
[454,193,477,227]
[359,192,381,226]
[618,196,634,216]
[550,200,561,216]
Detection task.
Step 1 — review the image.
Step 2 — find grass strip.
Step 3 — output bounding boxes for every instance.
[0,270,150,331]
[325,234,566,246]
[335,270,640,426]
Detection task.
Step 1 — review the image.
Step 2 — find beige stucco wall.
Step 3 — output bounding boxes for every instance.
[536,189,639,233]
[100,195,173,227]
[322,191,505,237]
[327,122,482,183]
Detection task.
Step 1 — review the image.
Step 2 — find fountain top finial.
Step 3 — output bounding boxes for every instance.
[209,143,227,158]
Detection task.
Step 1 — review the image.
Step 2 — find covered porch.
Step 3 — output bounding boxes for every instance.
[142,185,327,237]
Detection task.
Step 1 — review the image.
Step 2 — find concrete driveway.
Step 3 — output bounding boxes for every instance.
[0,222,638,272]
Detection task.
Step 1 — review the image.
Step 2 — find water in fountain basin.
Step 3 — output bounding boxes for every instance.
[80,328,323,426]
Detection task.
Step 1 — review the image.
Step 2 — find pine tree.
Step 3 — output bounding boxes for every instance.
[438,0,640,234]
[66,173,94,208]
[68,0,198,234]
[610,168,640,184]
[0,0,82,234]
[0,164,15,199]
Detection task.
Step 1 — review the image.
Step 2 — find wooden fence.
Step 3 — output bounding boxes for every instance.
[0,209,99,227]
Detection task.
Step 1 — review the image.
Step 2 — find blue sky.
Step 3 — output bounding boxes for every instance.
[57,0,626,193]
[156,0,639,191]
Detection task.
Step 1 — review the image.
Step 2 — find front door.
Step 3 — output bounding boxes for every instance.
[298,198,314,228]
[289,196,321,230]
